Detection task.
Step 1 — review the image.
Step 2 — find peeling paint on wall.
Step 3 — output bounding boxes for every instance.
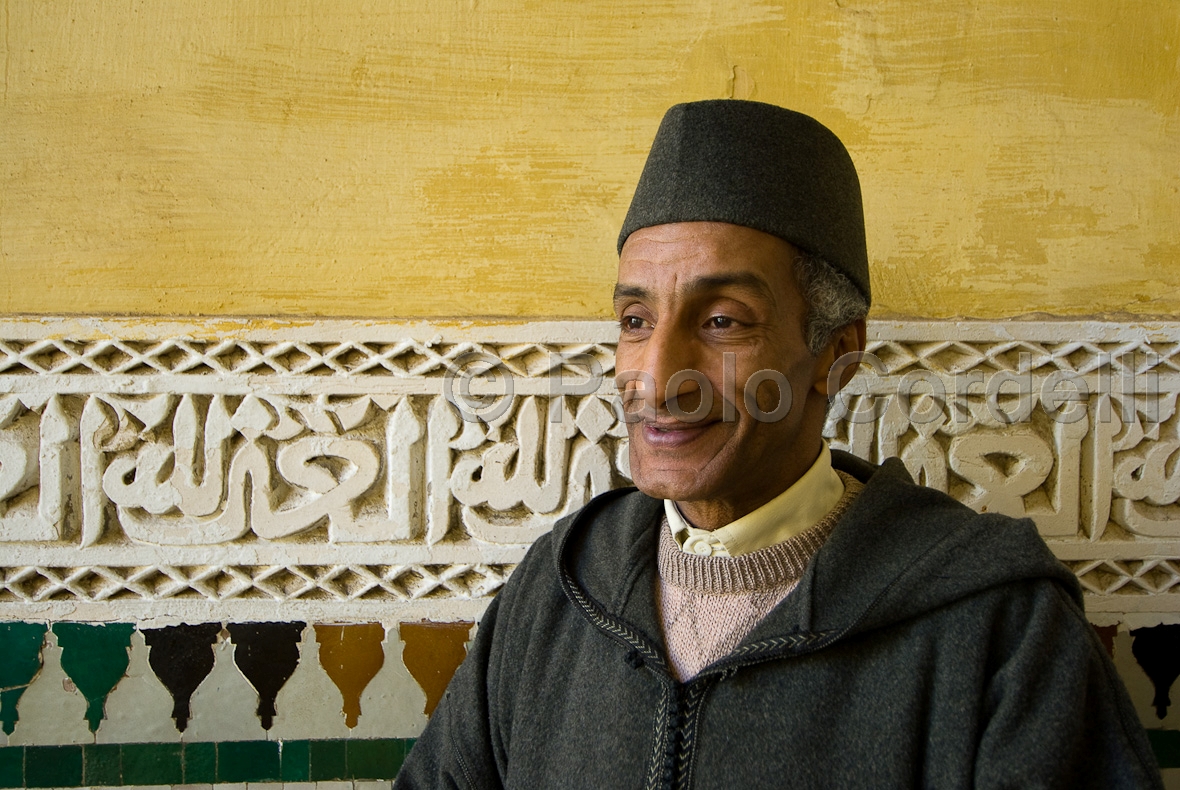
[0,1,1176,319]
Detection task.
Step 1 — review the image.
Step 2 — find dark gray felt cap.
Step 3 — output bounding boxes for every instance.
[618,99,870,305]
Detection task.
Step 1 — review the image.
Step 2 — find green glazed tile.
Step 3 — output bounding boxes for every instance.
[83,743,122,786]
[51,624,134,733]
[1149,729,1180,769]
[217,740,280,783]
[393,738,407,774]
[309,739,348,781]
[347,738,401,780]
[121,742,182,785]
[0,746,22,789]
[280,739,310,782]
[0,624,47,736]
[25,745,83,788]
[183,741,216,784]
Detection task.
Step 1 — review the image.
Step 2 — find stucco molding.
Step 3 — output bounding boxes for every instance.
[1,318,1179,626]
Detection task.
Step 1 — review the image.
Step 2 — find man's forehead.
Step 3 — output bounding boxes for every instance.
[617,222,797,276]
[619,221,797,259]
[614,223,794,305]
[614,269,775,296]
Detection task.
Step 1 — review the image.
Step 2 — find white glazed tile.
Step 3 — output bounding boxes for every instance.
[7,630,93,745]
[270,624,350,741]
[348,627,428,739]
[182,636,266,743]
[98,628,180,743]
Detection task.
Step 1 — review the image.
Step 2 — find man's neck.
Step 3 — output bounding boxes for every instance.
[675,440,823,531]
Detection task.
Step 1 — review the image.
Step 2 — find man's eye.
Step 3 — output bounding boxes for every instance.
[620,316,647,331]
[707,316,735,329]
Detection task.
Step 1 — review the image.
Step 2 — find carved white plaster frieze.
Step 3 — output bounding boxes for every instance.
[1,318,1179,625]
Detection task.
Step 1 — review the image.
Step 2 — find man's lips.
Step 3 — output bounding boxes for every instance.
[638,418,718,447]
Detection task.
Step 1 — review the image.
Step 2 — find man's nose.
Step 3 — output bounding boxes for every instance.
[638,325,703,414]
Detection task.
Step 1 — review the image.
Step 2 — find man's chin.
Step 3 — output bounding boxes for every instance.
[629,468,713,504]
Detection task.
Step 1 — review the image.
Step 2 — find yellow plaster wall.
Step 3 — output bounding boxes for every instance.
[1,1,1177,320]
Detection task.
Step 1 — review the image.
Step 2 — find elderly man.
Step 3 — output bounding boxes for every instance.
[396,100,1161,789]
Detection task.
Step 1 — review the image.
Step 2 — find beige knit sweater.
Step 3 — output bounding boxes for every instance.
[656,473,863,681]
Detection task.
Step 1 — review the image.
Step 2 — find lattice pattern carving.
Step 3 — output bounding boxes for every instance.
[865,339,1180,377]
[0,563,513,603]
[1067,560,1180,596]
[7,335,1178,379]
[0,337,616,378]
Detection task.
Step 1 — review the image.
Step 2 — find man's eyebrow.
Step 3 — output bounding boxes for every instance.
[612,283,649,305]
[684,272,776,301]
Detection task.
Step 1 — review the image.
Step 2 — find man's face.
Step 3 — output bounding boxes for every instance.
[613,221,836,528]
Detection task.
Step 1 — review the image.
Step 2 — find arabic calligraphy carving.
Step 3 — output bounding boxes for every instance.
[0,319,1179,624]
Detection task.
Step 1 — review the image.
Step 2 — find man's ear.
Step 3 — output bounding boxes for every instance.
[813,318,867,397]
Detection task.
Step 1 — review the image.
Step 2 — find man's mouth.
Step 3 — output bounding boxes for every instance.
[638,418,718,447]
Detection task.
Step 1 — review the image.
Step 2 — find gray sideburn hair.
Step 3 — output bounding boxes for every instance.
[793,253,869,357]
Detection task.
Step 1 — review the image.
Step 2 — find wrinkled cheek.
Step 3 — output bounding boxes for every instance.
[746,376,794,420]
[622,439,665,493]
[622,425,650,473]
